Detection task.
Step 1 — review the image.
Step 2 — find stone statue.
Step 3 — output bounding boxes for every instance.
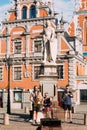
[43,20,57,63]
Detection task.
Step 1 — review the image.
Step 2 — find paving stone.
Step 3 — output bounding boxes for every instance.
[0,108,86,130]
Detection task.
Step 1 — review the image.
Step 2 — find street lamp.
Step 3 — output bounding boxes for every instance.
[6,57,13,114]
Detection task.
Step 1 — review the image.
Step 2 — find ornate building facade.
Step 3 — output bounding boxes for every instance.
[0,0,87,109]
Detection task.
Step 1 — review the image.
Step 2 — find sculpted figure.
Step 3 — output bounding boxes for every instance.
[43,20,57,63]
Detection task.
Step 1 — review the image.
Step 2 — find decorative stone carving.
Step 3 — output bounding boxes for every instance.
[24,71,30,78]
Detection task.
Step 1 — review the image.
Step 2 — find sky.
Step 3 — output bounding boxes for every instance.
[0,0,10,6]
[0,0,76,28]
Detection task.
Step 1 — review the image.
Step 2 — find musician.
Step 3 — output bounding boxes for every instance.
[62,85,73,123]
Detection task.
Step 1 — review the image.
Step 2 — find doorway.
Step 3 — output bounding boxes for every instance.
[58,91,63,107]
[80,89,87,103]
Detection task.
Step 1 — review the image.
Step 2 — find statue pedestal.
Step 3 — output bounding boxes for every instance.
[39,62,58,100]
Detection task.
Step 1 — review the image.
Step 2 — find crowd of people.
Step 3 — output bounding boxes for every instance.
[29,85,73,125]
[29,86,53,125]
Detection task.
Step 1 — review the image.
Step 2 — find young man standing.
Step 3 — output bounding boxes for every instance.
[62,85,73,123]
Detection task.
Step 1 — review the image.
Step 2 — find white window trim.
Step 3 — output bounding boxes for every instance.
[13,91,22,103]
[0,66,3,81]
[12,38,23,55]
[57,64,64,80]
[12,65,22,81]
[32,64,41,81]
[33,38,43,56]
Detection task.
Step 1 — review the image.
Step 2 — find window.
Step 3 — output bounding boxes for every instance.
[57,65,63,79]
[0,68,2,80]
[34,66,41,79]
[34,40,42,53]
[80,90,87,102]
[83,52,87,57]
[14,67,22,80]
[22,6,27,19]
[14,91,22,102]
[30,5,36,18]
[14,41,22,54]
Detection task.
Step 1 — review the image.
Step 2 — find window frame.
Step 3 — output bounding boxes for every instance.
[22,6,27,19]
[13,66,22,81]
[57,65,64,79]
[83,52,87,57]
[30,5,36,18]
[13,91,22,103]
[13,38,22,55]
[34,40,42,53]
[34,65,41,80]
[32,64,43,80]
[0,67,3,81]
[14,41,22,54]
[33,38,43,57]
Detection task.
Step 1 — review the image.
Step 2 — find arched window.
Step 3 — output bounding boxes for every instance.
[30,5,36,18]
[22,6,27,19]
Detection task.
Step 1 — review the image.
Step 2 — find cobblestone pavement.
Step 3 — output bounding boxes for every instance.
[0,108,86,130]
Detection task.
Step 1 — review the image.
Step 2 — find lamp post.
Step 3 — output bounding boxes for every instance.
[6,57,13,114]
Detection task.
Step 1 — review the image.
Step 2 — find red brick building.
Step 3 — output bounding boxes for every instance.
[0,0,87,109]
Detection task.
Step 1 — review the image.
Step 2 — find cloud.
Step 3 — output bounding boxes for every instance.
[0,4,9,23]
[42,0,74,22]
[53,0,74,22]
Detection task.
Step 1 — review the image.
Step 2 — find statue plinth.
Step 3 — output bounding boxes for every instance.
[39,61,58,100]
[39,20,58,99]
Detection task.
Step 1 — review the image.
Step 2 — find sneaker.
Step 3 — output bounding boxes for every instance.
[32,120,36,125]
[29,119,33,123]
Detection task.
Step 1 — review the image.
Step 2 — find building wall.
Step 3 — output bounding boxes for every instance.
[0,0,87,109]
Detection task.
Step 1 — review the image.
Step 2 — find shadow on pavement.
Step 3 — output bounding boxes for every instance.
[9,113,31,123]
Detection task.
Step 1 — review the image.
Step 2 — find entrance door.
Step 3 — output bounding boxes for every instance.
[58,91,63,107]
[80,89,87,103]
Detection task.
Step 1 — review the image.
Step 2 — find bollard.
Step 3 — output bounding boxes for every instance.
[72,106,75,113]
[4,113,9,125]
[84,113,87,125]
[25,106,29,114]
